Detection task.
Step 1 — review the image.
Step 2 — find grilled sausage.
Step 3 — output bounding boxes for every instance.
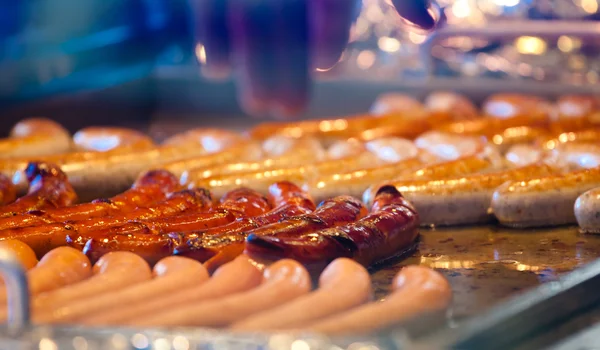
[492,167,600,227]
[0,129,245,201]
[0,174,16,206]
[575,187,600,234]
[72,127,155,152]
[1,188,213,257]
[425,91,479,121]
[365,164,557,226]
[72,188,271,264]
[246,186,419,270]
[370,93,425,116]
[302,157,424,204]
[361,155,499,206]
[0,118,71,159]
[76,188,361,268]
[0,170,180,231]
[0,162,77,218]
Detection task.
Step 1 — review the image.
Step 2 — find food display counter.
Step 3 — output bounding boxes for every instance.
[1,6,600,350]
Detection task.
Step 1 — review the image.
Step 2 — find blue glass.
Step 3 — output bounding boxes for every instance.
[0,0,192,106]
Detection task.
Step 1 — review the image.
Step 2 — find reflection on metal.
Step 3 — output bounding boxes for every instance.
[423,256,600,350]
[335,0,600,85]
[421,20,600,78]
[0,249,29,335]
[371,225,597,320]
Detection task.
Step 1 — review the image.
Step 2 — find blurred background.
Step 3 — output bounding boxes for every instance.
[1,0,599,135]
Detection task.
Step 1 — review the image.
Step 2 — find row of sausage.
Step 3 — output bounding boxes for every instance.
[0,240,451,335]
[0,133,598,270]
[1,92,598,202]
[0,162,420,273]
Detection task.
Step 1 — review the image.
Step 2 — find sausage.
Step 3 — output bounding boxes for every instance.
[0,162,77,218]
[181,136,418,186]
[0,128,245,201]
[133,259,311,328]
[440,94,553,137]
[552,95,600,131]
[161,128,242,150]
[575,187,600,233]
[0,170,181,231]
[71,209,234,255]
[246,186,419,270]
[410,154,501,179]
[34,256,209,324]
[23,252,152,324]
[0,174,16,206]
[248,113,429,146]
[261,135,326,161]
[357,118,431,141]
[187,167,308,201]
[73,206,259,267]
[74,184,311,265]
[181,159,299,185]
[183,146,414,195]
[0,118,71,159]
[92,169,182,211]
[308,265,452,335]
[161,136,263,179]
[489,126,550,154]
[424,91,479,121]
[542,129,600,150]
[544,143,600,171]
[366,164,557,226]
[0,247,92,306]
[230,195,367,268]
[230,258,372,331]
[72,127,155,152]
[360,155,498,206]
[327,139,366,160]
[302,158,424,204]
[436,118,493,136]
[184,135,420,199]
[180,136,331,184]
[0,126,157,198]
[248,114,381,143]
[198,204,314,272]
[178,182,316,270]
[492,167,600,227]
[0,240,38,270]
[240,195,366,240]
[364,137,420,163]
[1,188,213,257]
[89,256,263,326]
[72,188,271,264]
[414,131,486,162]
[370,93,424,116]
[483,93,551,126]
[505,144,543,167]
